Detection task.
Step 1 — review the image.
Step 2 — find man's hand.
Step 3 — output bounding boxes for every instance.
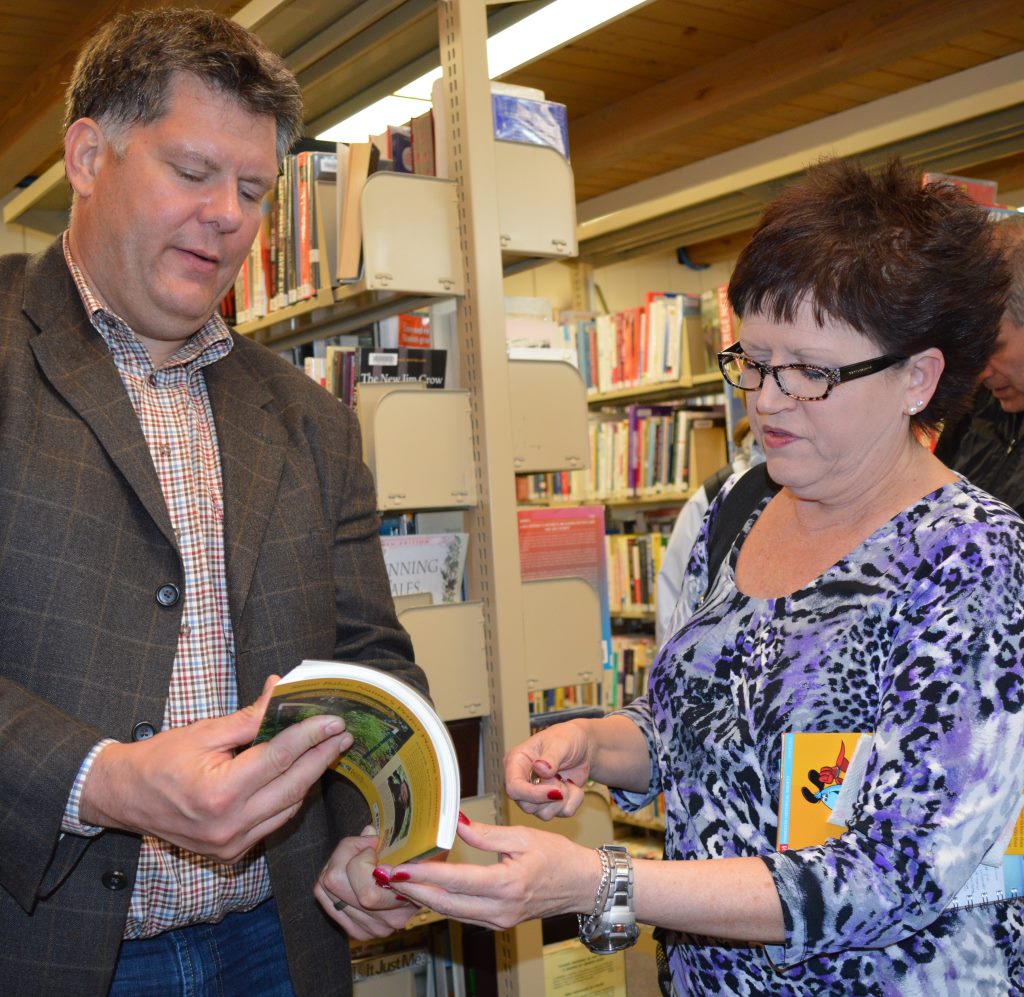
[315,826,416,940]
[80,676,351,863]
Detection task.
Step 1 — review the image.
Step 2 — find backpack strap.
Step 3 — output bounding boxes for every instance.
[701,462,777,604]
[701,462,734,507]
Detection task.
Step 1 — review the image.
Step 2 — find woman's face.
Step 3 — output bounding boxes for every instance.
[739,300,915,503]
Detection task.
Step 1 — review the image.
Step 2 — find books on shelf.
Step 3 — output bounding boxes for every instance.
[606,633,658,710]
[371,123,414,174]
[542,936,626,997]
[254,660,459,864]
[605,532,669,618]
[230,148,337,325]
[431,77,564,179]
[409,108,435,177]
[380,532,469,605]
[352,945,432,997]
[492,92,570,159]
[566,292,715,396]
[700,284,738,355]
[336,139,382,283]
[513,403,726,505]
[356,347,447,390]
[777,730,1024,912]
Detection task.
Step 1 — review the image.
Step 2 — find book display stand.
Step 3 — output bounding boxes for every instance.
[522,577,604,693]
[356,383,477,511]
[496,142,577,258]
[509,357,589,473]
[347,173,463,295]
[397,602,488,721]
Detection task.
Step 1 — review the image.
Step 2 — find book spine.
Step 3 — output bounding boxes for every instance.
[778,732,795,851]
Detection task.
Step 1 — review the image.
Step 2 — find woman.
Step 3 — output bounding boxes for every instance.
[319,159,1024,994]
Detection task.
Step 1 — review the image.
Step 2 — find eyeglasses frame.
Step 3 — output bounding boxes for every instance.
[716,341,906,402]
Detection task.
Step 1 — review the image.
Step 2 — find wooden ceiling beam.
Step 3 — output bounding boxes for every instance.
[569,0,1023,185]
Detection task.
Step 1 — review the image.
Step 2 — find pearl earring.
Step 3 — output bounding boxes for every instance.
[908,400,924,415]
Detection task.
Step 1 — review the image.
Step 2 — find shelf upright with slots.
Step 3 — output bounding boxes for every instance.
[432,0,583,990]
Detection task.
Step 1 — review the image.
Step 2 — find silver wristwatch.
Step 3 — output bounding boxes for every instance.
[578,844,640,954]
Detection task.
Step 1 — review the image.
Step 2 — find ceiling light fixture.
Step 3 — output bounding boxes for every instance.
[317,0,649,144]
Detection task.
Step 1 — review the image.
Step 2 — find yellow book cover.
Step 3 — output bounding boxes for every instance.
[777,732,1024,908]
[253,660,459,865]
[776,731,864,852]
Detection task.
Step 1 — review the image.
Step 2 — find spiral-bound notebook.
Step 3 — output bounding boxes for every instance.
[952,857,1024,910]
[777,731,1024,912]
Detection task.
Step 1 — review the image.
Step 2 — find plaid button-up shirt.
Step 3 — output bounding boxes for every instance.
[61,233,271,938]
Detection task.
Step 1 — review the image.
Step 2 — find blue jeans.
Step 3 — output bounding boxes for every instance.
[108,898,295,997]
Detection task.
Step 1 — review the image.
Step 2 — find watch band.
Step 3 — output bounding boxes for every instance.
[578,844,640,954]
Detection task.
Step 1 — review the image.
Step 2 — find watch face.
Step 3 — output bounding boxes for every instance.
[582,922,640,954]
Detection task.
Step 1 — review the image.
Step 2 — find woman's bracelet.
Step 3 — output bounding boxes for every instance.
[578,845,611,935]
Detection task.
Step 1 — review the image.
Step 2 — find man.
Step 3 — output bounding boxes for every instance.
[0,9,421,995]
[936,218,1024,515]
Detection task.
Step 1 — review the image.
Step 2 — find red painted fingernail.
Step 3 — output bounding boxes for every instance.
[566,779,577,786]
[555,773,564,781]
[547,788,564,801]
[458,811,471,825]
[372,868,390,887]
[394,893,411,902]
[391,871,410,882]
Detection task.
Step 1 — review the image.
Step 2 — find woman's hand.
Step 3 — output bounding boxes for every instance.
[504,714,652,818]
[315,826,417,940]
[504,721,593,820]
[373,818,601,931]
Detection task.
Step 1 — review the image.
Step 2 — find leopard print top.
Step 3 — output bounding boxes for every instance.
[613,476,1024,995]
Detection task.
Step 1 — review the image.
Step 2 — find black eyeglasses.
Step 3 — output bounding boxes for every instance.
[717,342,905,401]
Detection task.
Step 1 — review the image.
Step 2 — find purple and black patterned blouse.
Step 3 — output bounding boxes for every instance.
[613,475,1024,995]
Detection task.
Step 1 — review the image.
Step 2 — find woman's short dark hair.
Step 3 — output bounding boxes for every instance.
[728,157,1009,432]
[64,7,303,164]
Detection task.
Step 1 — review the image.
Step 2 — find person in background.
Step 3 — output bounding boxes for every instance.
[935,217,1024,516]
[348,158,1024,995]
[0,9,420,995]
[654,417,764,645]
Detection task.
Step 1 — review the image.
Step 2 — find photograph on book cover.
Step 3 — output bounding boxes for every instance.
[255,665,456,864]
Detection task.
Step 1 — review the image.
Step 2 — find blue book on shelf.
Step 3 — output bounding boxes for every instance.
[492,94,569,159]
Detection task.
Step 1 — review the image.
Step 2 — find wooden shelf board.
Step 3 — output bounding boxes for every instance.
[587,372,723,407]
[3,160,68,226]
[604,489,694,508]
[610,808,665,833]
[610,609,655,621]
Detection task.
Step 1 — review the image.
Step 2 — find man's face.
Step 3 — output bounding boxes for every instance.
[981,314,1024,413]
[68,72,278,362]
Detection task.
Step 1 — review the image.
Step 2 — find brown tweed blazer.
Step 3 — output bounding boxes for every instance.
[0,240,422,996]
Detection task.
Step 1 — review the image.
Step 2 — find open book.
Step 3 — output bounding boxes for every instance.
[778,731,1023,912]
[254,660,460,865]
